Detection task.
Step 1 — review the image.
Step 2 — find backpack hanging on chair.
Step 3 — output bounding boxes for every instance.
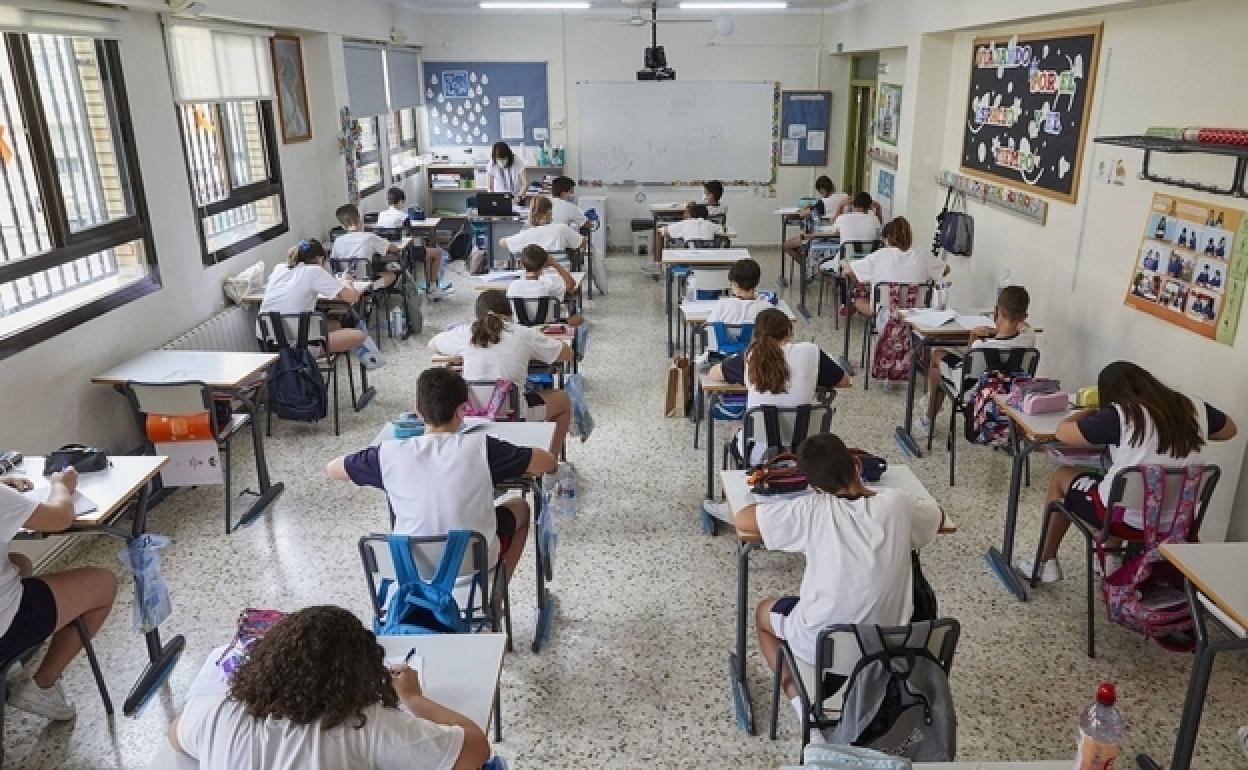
[966,370,1031,446]
[375,532,473,636]
[871,285,923,381]
[264,312,328,422]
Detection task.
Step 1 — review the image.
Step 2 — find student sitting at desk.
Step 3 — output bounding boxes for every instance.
[507,245,585,328]
[500,196,584,260]
[376,186,411,230]
[783,176,847,265]
[376,187,450,302]
[487,141,526,197]
[550,176,589,233]
[656,202,724,264]
[846,217,948,326]
[732,433,943,730]
[429,292,574,455]
[703,180,726,220]
[0,467,117,721]
[702,258,770,356]
[331,204,400,293]
[169,605,490,770]
[828,192,883,246]
[329,367,557,580]
[1017,361,1237,584]
[259,239,366,354]
[919,285,1036,434]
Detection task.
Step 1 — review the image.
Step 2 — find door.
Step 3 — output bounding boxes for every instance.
[844,84,875,196]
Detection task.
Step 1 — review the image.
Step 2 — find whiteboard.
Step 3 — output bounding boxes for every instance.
[577,81,776,184]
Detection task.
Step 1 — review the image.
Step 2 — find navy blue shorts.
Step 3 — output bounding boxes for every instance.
[1064,472,1107,527]
[0,578,57,661]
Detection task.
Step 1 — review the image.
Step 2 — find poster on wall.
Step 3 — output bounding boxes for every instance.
[424,61,549,150]
[875,83,901,146]
[1123,192,1248,346]
[876,168,895,222]
[959,25,1102,204]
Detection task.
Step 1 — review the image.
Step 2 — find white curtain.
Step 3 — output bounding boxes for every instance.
[167,22,274,103]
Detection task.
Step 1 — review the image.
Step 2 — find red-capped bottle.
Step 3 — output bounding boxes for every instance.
[1074,682,1124,770]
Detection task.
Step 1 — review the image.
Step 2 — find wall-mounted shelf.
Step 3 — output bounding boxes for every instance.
[1094,135,1248,197]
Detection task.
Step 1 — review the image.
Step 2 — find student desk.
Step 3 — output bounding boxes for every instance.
[13,455,182,717]
[984,398,1094,601]
[1136,543,1248,770]
[773,207,806,287]
[144,633,508,770]
[406,217,442,245]
[696,375,747,510]
[662,248,751,357]
[720,465,951,734]
[372,420,561,653]
[677,298,795,363]
[237,280,373,306]
[92,351,286,532]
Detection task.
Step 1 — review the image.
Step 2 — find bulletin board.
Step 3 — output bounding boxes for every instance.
[1124,192,1248,346]
[423,61,550,148]
[779,91,831,167]
[959,25,1102,204]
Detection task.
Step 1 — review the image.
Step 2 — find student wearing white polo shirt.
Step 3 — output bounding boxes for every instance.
[660,202,723,244]
[487,141,527,196]
[734,433,944,730]
[330,204,401,293]
[550,176,588,232]
[328,368,557,580]
[506,245,584,328]
[430,292,574,455]
[828,192,883,246]
[376,186,410,230]
[0,467,117,721]
[500,196,584,260]
[846,216,947,327]
[259,239,366,353]
[703,258,771,355]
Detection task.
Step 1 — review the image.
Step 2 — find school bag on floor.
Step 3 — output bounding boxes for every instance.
[396,271,424,337]
[870,285,924,381]
[264,312,328,422]
[376,532,472,636]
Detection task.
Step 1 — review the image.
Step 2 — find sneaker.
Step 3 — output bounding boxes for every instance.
[1016,557,1063,583]
[701,499,730,524]
[7,676,76,721]
[427,286,445,301]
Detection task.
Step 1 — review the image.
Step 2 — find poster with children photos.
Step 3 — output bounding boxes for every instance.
[423,61,550,150]
[1123,192,1248,346]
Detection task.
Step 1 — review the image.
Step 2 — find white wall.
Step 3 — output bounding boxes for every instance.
[419,12,836,249]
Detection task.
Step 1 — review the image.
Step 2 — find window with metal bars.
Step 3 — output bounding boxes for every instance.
[388,108,419,183]
[0,32,156,358]
[176,99,287,264]
[355,115,383,197]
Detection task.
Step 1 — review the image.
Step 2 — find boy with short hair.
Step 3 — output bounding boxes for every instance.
[507,244,584,327]
[703,258,770,355]
[656,202,724,264]
[549,176,588,232]
[919,285,1037,434]
[703,180,726,220]
[331,204,400,292]
[828,192,883,246]
[734,433,943,729]
[327,367,557,579]
[376,186,410,230]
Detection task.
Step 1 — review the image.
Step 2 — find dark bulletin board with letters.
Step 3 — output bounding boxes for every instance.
[780,91,831,167]
[423,61,549,148]
[959,25,1102,204]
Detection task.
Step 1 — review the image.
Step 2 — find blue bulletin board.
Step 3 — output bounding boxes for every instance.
[423,61,550,148]
[780,90,831,167]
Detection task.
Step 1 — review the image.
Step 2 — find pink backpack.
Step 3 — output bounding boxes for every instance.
[1100,465,1206,651]
[465,379,516,421]
[871,284,923,381]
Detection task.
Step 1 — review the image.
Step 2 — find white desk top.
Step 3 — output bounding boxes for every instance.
[663,248,751,265]
[407,218,442,228]
[93,350,277,389]
[13,455,166,529]
[1161,542,1248,632]
[374,420,556,451]
[474,270,586,292]
[898,308,997,337]
[239,281,372,306]
[145,633,507,770]
[775,207,802,215]
[680,299,796,323]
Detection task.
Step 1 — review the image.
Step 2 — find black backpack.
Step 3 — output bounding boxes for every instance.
[936,188,974,257]
[263,313,328,422]
[447,227,472,262]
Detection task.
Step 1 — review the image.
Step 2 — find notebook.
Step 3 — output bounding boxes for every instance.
[25,484,98,517]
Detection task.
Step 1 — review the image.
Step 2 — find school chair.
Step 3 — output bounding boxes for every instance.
[465,378,523,422]
[257,312,355,436]
[510,296,559,326]
[769,618,960,762]
[816,239,881,323]
[724,403,836,471]
[859,281,935,391]
[358,533,509,742]
[933,347,1040,486]
[1027,465,1220,658]
[665,237,730,305]
[709,212,727,227]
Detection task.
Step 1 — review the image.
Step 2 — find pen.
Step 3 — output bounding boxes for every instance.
[403,648,416,665]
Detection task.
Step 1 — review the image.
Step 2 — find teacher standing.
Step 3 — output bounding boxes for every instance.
[487,141,527,197]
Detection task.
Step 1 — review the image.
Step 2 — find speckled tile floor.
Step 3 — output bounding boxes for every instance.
[7,250,1246,769]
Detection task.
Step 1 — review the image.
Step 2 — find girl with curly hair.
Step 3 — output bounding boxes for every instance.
[168,605,490,769]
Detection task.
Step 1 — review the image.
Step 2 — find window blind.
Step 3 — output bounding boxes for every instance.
[166,22,274,103]
[385,47,423,109]
[344,42,388,117]
[0,1,121,38]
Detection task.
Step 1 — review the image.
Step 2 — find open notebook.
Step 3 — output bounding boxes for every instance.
[906,309,995,329]
[25,485,97,517]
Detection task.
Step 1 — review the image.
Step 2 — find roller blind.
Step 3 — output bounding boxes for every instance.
[0,1,121,38]
[166,22,274,103]
[344,42,388,117]
[385,47,423,109]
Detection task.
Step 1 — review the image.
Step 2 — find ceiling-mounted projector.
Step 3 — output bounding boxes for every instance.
[637,45,675,80]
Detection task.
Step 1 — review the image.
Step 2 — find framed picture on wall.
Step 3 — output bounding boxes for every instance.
[875,83,902,146]
[270,34,312,144]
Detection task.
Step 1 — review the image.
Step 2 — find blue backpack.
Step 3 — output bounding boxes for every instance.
[263,312,328,422]
[375,531,472,636]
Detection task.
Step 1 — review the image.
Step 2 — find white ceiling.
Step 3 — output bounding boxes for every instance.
[391,0,872,13]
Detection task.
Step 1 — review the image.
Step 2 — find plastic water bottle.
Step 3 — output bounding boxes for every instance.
[553,462,577,517]
[1074,682,1124,770]
[389,305,406,336]
[685,273,697,302]
[354,335,385,371]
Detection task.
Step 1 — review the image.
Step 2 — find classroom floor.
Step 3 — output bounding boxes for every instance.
[8,250,1247,770]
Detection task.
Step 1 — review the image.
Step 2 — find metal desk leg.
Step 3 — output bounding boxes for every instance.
[666,266,675,357]
[985,421,1030,601]
[778,216,789,287]
[230,388,286,533]
[706,394,718,502]
[693,377,703,449]
[531,479,555,653]
[894,331,924,458]
[730,540,760,733]
[586,249,594,300]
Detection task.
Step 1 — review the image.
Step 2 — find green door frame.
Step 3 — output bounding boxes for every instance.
[843,78,876,195]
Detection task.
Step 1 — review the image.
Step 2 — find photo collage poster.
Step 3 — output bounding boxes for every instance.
[1124,192,1248,346]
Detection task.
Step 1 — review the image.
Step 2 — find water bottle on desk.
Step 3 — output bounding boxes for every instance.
[1074,682,1124,770]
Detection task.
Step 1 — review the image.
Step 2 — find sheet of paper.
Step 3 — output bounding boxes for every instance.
[499,111,524,139]
[955,314,996,329]
[806,130,825,151]
[498,95,524,110]
[486,270,521,282]
[780,139,800,164]
[906,309,956,327]
[787,123,807,140]
[532,127,549,141]
[154,440,224,487]
[26,485,97,517]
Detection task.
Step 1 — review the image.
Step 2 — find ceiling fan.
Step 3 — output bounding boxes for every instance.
[596,0,711,26]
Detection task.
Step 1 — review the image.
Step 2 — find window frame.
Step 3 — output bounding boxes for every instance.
[175,98,288,265]
[355,114,384,198]
[0,33,158,360]
[388,107,420,183]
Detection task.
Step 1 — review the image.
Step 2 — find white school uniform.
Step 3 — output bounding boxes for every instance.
[507,273,568,303]
[330,231,391,279]
[939,326,1038,385]
[831,211,882,245]
[256,263,346,335]
[431,322,565,388]
[851,246,946,328]
[706,204,727,220]
[0,485,38,633]
[504,223,583,255]
[665,218,723,243]
[815,192,849,220]
[375,207,408,229]
[703,296,772,352]
[551,197,587,230]
[487,158,526,194]
[756,488,942,664]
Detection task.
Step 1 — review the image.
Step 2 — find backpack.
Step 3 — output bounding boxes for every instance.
[215,608,287,678]
[447,227,472,262]
[376,532,472,636]
[937,189,974,257]
[1100,465,1206,651]
[263,312,328,422]
[396,270,423,337]
[828,623,958,761]
[870,285,924,381]
[967,370,1031,446]
[465,379,515,420]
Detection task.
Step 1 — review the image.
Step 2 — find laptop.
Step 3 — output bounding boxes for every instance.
[477,192,514,217]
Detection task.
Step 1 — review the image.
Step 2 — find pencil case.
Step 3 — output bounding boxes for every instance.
[392,413,425,439]
[1022,391,1069,415]
[1076,386,1100,408]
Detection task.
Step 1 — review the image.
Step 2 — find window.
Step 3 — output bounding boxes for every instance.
[177,99,286,263]
[355,116,383,197]
[0,32,156,357]
[388,108,419,182]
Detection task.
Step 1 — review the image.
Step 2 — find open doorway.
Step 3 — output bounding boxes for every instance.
[843,53,878,197]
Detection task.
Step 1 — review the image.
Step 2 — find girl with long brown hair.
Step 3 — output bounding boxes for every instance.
[1019,361,1236,583]
[845,216,948,321]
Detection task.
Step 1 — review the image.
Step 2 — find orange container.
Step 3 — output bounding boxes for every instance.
[146,413,214,442]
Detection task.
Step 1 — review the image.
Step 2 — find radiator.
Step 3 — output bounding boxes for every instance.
[161,306,260,352]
